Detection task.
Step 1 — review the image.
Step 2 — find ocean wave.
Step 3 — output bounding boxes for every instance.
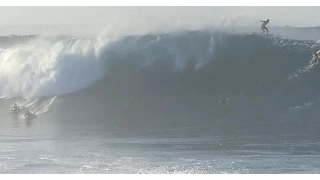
[1,30,320,100]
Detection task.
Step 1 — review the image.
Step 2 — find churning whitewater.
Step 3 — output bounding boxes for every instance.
[0,35,107,98]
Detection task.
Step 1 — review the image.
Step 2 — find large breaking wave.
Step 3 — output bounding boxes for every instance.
[2,29,320,133]
[1,30,320,99]
[57,31,320,132]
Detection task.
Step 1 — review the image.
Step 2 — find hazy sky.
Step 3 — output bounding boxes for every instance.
[0,7,319,36]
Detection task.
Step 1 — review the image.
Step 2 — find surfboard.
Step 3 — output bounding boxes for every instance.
[246,33,274,38]
[9,109,19,113]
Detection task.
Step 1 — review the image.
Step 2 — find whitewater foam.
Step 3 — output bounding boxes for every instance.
[0,36,108,98]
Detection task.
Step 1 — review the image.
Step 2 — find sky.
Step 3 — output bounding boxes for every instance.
[0,6,319,36]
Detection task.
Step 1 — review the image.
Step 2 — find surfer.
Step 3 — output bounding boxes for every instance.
[24,110,34,118]
[260,19,270,34]
[312,50,320,64]
[11,103,20,111]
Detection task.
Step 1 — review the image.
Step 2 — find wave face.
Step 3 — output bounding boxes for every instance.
[40,31,319,133]
[2,30,320,133]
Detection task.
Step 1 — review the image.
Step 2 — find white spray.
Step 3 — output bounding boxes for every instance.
[0,35,109,99]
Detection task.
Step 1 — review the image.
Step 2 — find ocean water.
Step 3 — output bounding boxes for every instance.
[1,29,320,173]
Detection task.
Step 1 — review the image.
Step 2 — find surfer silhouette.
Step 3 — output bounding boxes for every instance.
[260,19,270,34]
[312,50,320,64]
[11,103,20,111]
[24,110,33,118]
